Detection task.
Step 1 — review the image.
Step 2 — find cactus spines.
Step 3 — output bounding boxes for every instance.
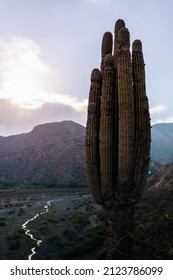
[85,19,151,259]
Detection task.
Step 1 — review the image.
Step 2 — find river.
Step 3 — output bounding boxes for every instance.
[21,193,90,260]
[22,200,53,260]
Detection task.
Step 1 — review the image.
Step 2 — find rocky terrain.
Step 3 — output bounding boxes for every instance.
[0,121,86,185]
[146,163,173,192]
[1,164,173,260]
[0,120,173,186]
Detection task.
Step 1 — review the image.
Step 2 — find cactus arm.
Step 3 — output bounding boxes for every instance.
[113,19,125,68]
[85,68,103,204]
[101,32,113,72]
[132,40,151,197]
[113,20,125,182]
[99,54,116,202]
[117,27,135,193]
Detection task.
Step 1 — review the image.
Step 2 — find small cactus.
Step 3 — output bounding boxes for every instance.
[85,19,151,259]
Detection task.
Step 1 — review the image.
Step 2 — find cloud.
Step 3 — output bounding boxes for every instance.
[0,36,88,135]
[152,117,173,125]
[150,105,166,116]
[0,98,87,136]
[150,105,173,125]
[0,36,88,112]
[0,36,49,83]
[0,36,50,108]
[43,92,88,113]
[0,36,88,136]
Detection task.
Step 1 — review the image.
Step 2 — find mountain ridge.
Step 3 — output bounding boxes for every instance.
[0,120,86,185]
[0,120,173,185]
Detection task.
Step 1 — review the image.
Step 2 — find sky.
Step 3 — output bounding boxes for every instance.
[0,0,172,136]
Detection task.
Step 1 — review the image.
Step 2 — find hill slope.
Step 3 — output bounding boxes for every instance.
[0,121,173,185]
[0,121,86,185]
[132,163,173,259]
[151,123,173,164]
[146,163,173,192]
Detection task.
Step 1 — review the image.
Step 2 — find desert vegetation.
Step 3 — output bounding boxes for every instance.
[0,178,173,260]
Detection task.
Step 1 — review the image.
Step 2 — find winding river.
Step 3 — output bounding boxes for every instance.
[22,200,53,260]
[21,193,90,260]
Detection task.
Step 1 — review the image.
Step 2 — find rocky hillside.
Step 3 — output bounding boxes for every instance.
[0,121,173,185]
[146,163,173,192]
[0,121,86,185]
[133,163,173,259]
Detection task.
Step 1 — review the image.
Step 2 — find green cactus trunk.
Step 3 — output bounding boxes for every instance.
[85,19,151,259]
[132,40,151,198]
[85,69,103,204]
[100,54,115,201]
[117,27,135,193]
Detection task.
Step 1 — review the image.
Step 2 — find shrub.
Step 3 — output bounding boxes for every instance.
[0,221,7,226]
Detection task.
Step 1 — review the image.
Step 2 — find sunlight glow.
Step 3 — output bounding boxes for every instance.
[0,37,50,109]
[0,36,87,112]
[2,66,45,109]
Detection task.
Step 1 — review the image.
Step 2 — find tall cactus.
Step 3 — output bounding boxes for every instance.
[85,19,151,259]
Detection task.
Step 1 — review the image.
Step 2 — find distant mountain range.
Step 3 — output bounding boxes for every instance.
[0,120,172,185]
[151,123,173,164]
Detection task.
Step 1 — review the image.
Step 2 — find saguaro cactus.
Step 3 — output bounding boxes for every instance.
[85,19,151,259]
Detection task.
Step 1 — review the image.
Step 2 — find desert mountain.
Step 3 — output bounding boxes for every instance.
[0,121,86,185]
[0,121,173,185]
[151,123,173,164]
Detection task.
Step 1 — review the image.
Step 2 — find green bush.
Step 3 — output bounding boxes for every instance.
[0,216,6,221]
[48,233,61,244]
[63,227,77,239]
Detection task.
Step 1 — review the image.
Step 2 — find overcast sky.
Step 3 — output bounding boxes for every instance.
[0,0,172,136]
